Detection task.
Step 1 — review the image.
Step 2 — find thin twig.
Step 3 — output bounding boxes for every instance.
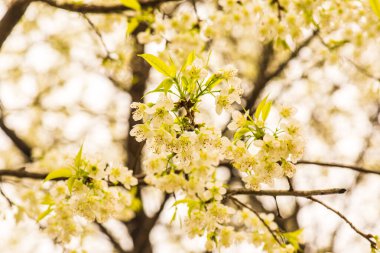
[230,196,283,246]
[297,160,380,176]
[0,110,33,162]
[0,168,145,186]
[81,14,113,59]
[245,29,319,113]
[0,182,14,207]
[97,223,127,253]
[345,57,380,82]
[273,196,282,218]
[0,168,45,180]
[307,196,377,249]
[227,188,346,197]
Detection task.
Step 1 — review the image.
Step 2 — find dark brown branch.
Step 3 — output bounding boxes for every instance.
[307,196,377,249]
[297,160,380,176]
[0,116,33,162]
[265,30,318,82]
[0,168,146,187]
[129,194,168,253]
[227,188,346,197]
[245,42,273,112]
[126,23,150,175]
[0,0,32,50]
[97,223,128,253]
[0,182,14,207]
[37,0,183,14]
[246,30,318,112]
[123,22,153,253]
[0,169,346,198]
[0,168,45,179]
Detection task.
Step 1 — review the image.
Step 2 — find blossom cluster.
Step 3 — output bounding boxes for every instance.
[37,148,138,243]
[227,101,304,190]
[130,53,304,251]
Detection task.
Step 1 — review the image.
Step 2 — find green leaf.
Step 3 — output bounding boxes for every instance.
[41,195,55,205]
[204,74,223,90]
[172,198,200,217]
[45,168,73,182]
[67,177,75,194]
[168,56,177,77]
[181,51,196,72]
[144,78,174,96]
[127,17,139,35]
[159,78,174,94]
[254,96,268,119]
[233,127,250,140]
[169,207,177,224]
[182,76,195,94]
[74,145,83,168]
[119,0,141,11]
[370,0,380,18]
[139,54,176,77]
[37,205,53,222]
[172,198,191,207]
[283,229,303,250]
[261,100,272,122]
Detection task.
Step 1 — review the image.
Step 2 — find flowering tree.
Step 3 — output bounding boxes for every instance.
[1,0,380,252]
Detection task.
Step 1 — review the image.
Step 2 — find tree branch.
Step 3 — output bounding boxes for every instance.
[0,168,44,179]
[129,194,168,253]
[297,160,380,176]
[227,188,346,197]
[246,30,318,112]
[0,116,33,162]
[245,42,273,112]
[307,196,377,249]
[37,0,183,14]
[81,14,113,59]
[0,168,145,185]
[229,196,283,246]
[123,22,154,253]
[0,0,32,50]
[97,222,128,253]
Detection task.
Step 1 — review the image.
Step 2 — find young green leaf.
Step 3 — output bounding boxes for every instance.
[139,54,176,77]
[127,17,139,35]
[160,78,174,94]
[74,145,83,168]
[261,100,272,122]
[37,205,53,222]
[283,229,303,250]
[169,207,178,224]
[233,127,250,140]
[41,195,55,205]
[254,96,268,119]
[204,74,222,90]
[172,198,191,207]
[184,76,197,94]
[119,0,141,11]
[45,168,73,182]
[67,177,76,194]
[181,51,196,72]
[370,0,380,18]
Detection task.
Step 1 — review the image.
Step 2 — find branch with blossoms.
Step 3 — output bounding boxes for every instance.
[2,51,379,252]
